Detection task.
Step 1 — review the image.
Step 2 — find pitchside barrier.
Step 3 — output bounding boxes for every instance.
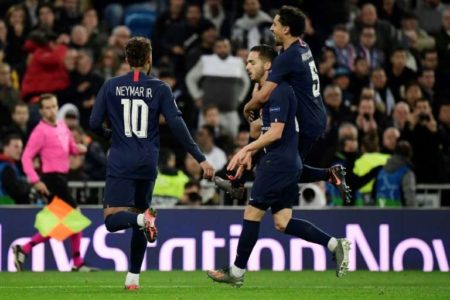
[0,207,448,272]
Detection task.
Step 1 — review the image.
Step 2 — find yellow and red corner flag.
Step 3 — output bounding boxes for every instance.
[34,197,91,241]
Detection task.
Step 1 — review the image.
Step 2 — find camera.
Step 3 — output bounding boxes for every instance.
[418,113,430,122]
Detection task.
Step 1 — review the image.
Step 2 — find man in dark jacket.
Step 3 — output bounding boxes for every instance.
[0,134,30,204]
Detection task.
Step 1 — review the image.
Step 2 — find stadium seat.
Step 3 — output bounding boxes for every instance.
[124,10,157,38]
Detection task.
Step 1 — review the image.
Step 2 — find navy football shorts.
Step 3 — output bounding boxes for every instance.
[250,169,301,214]
[104,176,154,209]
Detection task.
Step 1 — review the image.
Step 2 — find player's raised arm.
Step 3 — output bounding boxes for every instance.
[89,81,112,139]
[159,84,215,179]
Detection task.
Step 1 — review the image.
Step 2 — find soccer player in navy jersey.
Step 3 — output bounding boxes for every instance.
[207,45,350,287]
[90,37,214,290]
[243,6,351,202]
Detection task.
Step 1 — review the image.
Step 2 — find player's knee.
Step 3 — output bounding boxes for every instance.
[104,215,118,232]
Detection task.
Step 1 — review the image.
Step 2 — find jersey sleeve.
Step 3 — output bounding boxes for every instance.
[268,85,291,123]
[22,126,44,183]
[160,84,206,163]
[267,53,292,85]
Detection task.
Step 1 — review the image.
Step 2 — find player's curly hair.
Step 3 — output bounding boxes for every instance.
[125,37,152,67]
[250,45,277,63]
[278,5,306,37]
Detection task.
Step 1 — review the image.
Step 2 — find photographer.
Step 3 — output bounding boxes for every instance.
[355,97,379,139]
[403,99,447,183]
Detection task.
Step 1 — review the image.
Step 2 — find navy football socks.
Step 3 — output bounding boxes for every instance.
[300,165,329,183]
[284,218,332,247]
[234,219,260,269]
[105,211,139,232]
[129,226,148,274]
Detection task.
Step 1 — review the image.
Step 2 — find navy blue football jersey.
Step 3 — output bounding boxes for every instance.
[268,39,327,137]
[259,81,302,172]
[90,71,201,180]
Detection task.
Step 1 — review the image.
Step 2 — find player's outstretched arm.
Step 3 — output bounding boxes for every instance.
[227,122,284,172]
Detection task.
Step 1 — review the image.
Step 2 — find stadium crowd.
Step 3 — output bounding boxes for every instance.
[0,0,449,207]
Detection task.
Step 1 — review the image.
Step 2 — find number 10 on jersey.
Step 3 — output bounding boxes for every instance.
[121,98,149,138]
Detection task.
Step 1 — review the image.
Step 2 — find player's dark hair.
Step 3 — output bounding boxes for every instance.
[277,5,306,37]
[1,133,22,148]
[125,37,152,67]
[38,93,57,108]
[250,45,277,63]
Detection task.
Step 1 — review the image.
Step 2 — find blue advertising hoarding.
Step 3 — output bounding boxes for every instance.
[0,207,449,272]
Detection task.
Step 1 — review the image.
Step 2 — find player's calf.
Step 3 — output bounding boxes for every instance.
[143,208,158,243]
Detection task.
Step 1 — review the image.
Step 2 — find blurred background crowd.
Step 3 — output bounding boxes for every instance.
[0,0,449,207]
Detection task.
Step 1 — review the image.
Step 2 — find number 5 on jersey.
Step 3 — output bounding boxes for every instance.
[121,98,149,138]
[308,61,320,97]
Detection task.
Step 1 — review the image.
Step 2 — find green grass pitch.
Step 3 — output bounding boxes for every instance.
[0,271,448,300]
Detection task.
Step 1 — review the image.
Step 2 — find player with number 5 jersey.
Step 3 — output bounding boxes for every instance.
[90,37,215,290]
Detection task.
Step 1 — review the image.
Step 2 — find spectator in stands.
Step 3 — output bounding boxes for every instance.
[373,140,416,207]
[379,0,406,29]
[325,25,356,71]
[0,62,20,112]
[333,67,354,105]
[353,131,390,205]
[68,25,89,51]
[95,47,120,81]
[186,38,250,137]
[324,84,353,129]
[66,50,104,128]
[438,102,450,180]
[231,0,273,50]
[35,3,65,38]
[1,102,30,144]
[355,25,385,70]
[350,56,370,98]
[386,47,417,102]
[403,81,423,109]
[392,101,411,133]
[82,8,108,61]
[350,3,399,54]
[21,29,70,105]
[403,98,447,183]
[381,127,401,154]
[0,134,29,204]
[185,22,217,71]
[68,125,88,181]
[163,3,212,77]
[58,103,80,129]
[355,97,379,139]
[70,125,106,181]
[400,12,435,52]
[108,25,131,61]
[369,67,395,115]
[303,16,323,57]
[319,47,338,88]
[415,0,448,35]
[203,0,230,38]
[57,0,82,34]
[421,48,439,71]
[4,5,30,75]
[202,105,233,151]
[23,0,39,28]
[152,0,185,61]
[234,130,250,148]
[195,125,227,171]
[435,8,450,74]
[178,180,202,206]
[152,148,189,207]
[0,20,7,48]
[418,68,436,104]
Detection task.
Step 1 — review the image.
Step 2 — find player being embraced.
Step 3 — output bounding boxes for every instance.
[90,37,214,290]
[242,6,351,202]
[207,45,350,287]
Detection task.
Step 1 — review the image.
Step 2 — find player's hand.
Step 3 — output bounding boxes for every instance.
[200,161,215,180]
[227,148,251,172]
[77,144,87,154]
[34,181,50,196]
[243,103,255,122]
